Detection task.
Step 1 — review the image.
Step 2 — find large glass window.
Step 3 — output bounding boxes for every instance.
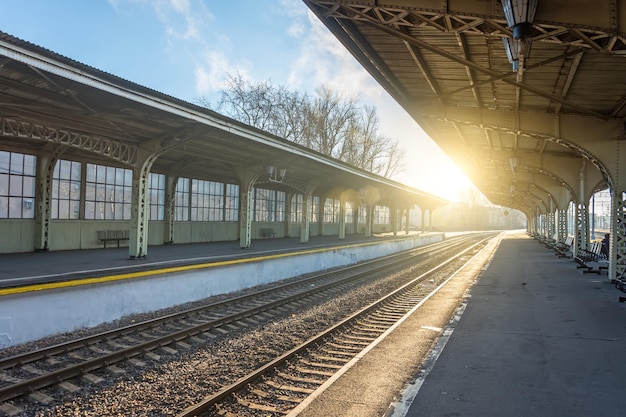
[176,178,238,222]
[290,193,303,223]
[324,197,340,223]
[191,179,224,221]
[254,188,285,222]
[311,195,319,222]
[149,173,165,221]
[175,177,190,221]
[85,163,132,220]
[0,151,36,219]
[374,205,390,224]
[52,159,81,219]
[224,183,239,221]
[359,206,367,224]
[345,201,354,224]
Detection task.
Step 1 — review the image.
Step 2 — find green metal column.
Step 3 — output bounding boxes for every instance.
[34,146,63,251]
[300,192,311,243]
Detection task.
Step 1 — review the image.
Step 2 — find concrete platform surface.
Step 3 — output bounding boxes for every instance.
[0,232,427,288]
[401,233,626,417]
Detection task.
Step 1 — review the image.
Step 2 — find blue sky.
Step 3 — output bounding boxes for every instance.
[0,0,474,201]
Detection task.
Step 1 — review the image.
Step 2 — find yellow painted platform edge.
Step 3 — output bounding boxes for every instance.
[0,239,391,296]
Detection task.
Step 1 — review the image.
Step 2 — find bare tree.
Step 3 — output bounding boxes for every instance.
[197,74,405,178]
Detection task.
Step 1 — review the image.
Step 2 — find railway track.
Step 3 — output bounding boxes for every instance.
[0,233,494,415]
[177,235,492,416]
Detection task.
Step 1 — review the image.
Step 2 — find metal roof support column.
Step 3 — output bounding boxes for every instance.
[428,208,434,232]
[533,209,540,237]
[575,161,589,257]
[129,156,157,259]
[129,144,174,258]
[391,207,399,236]
[163,175,178,244]
[317,196,326,237]
[364,204,373,237]
[34,146,64,251]
[557,208,568,245]
[547,201,556,242]
[405,208,411,235]
[608,188,626,282]
[421,208,426,234]
[338,195,346,240]
[300,191,313,244]
[237,171,258,249]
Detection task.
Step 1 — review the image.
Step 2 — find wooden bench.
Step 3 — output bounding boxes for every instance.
[97,230,129,248]
[260,228,276,239]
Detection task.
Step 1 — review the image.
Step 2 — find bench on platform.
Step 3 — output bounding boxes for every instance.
[260,228,276,239]
[554,236,574,258]
[97,230,129,248]
[574,241,608,274]
[614,272,626,302]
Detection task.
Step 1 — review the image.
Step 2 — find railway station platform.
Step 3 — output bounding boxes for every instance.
[289,232,626,417]
[394,232,626,417]
[0,231,444,349]
[0,232,428,288]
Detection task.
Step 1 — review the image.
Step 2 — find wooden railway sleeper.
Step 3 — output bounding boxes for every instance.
[263,379,315,394]
[295,366,335,377]
[299,359,344,370]
[325,342,363,352]
[309,353,350,364]
[319,348,355,357]
[339,334,376,343]
[250,388,303,404]
[276,371,325,385]
[333,337,371,347]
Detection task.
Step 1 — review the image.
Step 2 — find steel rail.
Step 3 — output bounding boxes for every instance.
[176,236,492,417]
[0,234,485,403]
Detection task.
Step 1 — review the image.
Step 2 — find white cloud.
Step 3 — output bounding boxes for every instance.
[194,51,251,96]
[287,22,305,38]
[286,10,382,100]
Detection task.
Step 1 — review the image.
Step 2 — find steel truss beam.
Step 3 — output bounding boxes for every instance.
[305,1,625,119]
[0,116,137,166]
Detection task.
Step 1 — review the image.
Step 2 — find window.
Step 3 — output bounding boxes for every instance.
[324,197,340,223]
[176,178,237,222]
[358,206,367,224]
[85,163,132,220]
[290,193,303,223]
[52,159,81,219]
[311,195,319,222]
[149,173,165,221]
[253,188,285,222]
[254,188,274,222]
[224,183,239,221]
[374,205,390,224]
[345,201,354,224]
[275,191,286,222]
[191,179,224,221]
[175,177,190,221]
[0,151,36,219]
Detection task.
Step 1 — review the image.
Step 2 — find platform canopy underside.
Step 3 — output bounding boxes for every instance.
[304,0,626,215]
